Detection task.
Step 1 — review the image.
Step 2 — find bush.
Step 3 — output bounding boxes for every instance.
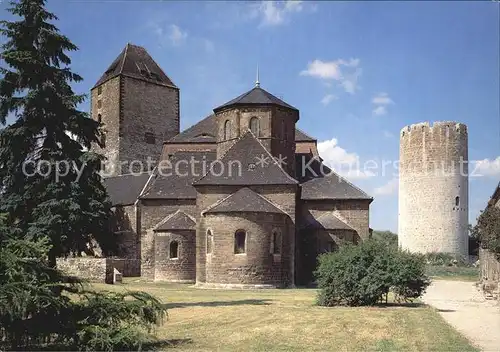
[423,252,471,267]
[371,230,398,248]
[471,206,500,258]
[315,240,431,306]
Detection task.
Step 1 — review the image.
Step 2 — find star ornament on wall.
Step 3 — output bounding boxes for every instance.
[255,154,270,168]
[275,154,288,168]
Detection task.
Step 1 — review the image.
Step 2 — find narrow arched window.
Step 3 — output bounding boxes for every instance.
[206,229,213,254]
[455,196,460,206]
[272,230,281,254]
[249,117,260,136]
[170,241,179,259]
[97,114,102,123]
[101,133,106,147]
[234,230,246,254]
[224,120,231,140]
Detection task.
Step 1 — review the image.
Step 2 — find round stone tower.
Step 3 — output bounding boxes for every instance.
[398,121,468,256]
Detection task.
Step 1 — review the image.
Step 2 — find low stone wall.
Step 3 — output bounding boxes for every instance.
[56,257,108,282]
[56,257,139,283]
[479,248,500,299]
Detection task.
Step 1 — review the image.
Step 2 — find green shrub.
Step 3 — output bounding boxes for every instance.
[471,206,500,258]
[371,230,398,248]
[315,239,431,306]
[391,251,430,303]
[424,252,470,267]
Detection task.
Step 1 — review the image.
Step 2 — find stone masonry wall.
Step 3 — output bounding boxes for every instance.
[398,121,468,255]
[56,257,128,283]
[199,213,292,287]
[271,107,298,176]
[91,77,121,176]
[139,199,196,280]
[154,230,196,282]
[120,76,179,174]
[195,185,297,285]
[110,205,140,276]
[299,199,371,241]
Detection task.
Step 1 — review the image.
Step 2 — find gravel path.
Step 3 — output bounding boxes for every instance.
[422,280,500,352]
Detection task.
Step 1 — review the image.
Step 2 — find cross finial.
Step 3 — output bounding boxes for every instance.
[255,65,260,88]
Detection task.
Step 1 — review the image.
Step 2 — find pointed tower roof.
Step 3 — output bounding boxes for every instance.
[93,43,177,89]
[213,86,298,113]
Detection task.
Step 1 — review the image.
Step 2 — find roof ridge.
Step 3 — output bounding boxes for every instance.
[168,114,214,142]
[119,43,129,75]
[193,131,245,185]
[201,191,237,215]
[296,127,317,141]
[202,187,285,215]
[323,166,372,199]
[153,210,179,230]
[138,168,159,198]
[250,188,287,213]
[137,166,158,199]
[249,130,298,184]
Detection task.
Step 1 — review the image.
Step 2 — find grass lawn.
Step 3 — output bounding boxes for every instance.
[426,265,479,282]
[92,279,477,352]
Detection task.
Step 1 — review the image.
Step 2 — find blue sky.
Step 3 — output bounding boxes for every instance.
[1,1,499,232]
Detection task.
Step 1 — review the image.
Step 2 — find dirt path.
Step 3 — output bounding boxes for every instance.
[422,280,500,352]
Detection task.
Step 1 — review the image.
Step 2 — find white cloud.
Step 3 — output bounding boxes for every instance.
[317,138,375,179]
[372,92,393,105]
[300,58,362,94]
[168,24,188,45]
[374,178,399,196]
[372,92,394,116]
[373,106,387,116]
[472,157,500,177]
[250,1,307,27]
[321,94,338,106]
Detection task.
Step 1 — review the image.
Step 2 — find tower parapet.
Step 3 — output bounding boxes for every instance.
[398,121,468,255]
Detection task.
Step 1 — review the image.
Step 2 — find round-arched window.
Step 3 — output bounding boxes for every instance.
[206,229,213,254]
[249,117,260,137]
[234,230,246,254]
[271,230,281,255]
[170,241,179,259]
[224,120,231,140]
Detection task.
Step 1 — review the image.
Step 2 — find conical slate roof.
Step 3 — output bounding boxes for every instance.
[214,86,297,112]
[204,188,285,214]
[93,43,177,88]
[194,131,298,186]
[154,210,196,231]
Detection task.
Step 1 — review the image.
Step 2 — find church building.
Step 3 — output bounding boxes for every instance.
[93,44,373,288]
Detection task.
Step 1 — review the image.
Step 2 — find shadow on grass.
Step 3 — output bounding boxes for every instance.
[163,299,272,309]
[372,302,425,308]
[145,338,194,350]
[437,308,456,313]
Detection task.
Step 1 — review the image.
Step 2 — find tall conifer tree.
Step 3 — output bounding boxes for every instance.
[0,0,111,265]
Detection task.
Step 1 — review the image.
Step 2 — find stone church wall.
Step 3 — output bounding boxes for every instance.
[195,185,297,286]
[154,230,196,282]
[139,199,196,279]
[299,199,370,240]
[199,213,292,287]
